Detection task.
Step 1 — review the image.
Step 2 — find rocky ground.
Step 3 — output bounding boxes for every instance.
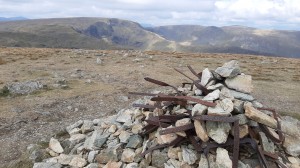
[0,47,300,167]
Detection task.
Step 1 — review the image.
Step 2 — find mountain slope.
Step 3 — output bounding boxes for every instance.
[147,25,300,58]
[0,17,175,51]
[0,17,299,57]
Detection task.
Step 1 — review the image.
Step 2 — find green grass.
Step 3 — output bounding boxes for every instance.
[0,86,9,97]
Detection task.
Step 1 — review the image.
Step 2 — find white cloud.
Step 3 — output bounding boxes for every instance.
[0,0,299,30]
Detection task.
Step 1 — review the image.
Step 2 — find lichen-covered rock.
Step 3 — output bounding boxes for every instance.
[151,150,168,167]
[192,104,208,116]
[69,156,87,167]
[182,146,198,165]
[206,122,231,144]
[121,149,136,163]
[7,80,44,95]
[33,162,62,168]
[216,148,232,168]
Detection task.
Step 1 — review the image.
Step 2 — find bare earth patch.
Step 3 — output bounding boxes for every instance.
[0,47,299,167]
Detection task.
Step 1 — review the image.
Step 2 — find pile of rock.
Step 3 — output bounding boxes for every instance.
[32,60,300,168]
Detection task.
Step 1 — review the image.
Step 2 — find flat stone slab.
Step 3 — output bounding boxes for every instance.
[225,74,253,93]
[215,60,241,78]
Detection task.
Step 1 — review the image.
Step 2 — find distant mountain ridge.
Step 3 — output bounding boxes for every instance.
[0,17,28,22]
[0,17,299,58]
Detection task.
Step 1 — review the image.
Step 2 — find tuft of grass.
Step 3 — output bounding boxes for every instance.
[0,58,6,65]
[0,86,10,97]
[281,112,300,121]
[54,129,69,139]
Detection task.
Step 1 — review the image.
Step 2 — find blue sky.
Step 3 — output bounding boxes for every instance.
[0,0,299,30]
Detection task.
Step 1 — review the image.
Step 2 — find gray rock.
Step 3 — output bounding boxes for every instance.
[69,128,81,135]
[216,148,232,168]
[192,104,207,116]
[252,101,263,108]
[225,74,253,93]
[96,145,122,164]
[206,121,231,144]
[33,162,62,168]
[103,161,122,168]
[69,156,87,167]
[66,120,84,134]
[107,138,120,148]
[206,79,216,87]
[121,148,136,163]
[7,80,44,95]
[119,130,132,143]
[194,89,202,96]
[215,60,240,78]
[49,138,64,154]
[96,57,102,64]
[207,98,233,116]
[283,135,300,157]
[198,154,209,168]
[92,119,102,125]
[131,124,143,134]
[57,154,73,165]
[44,157,58,163]
[201,68,213,86]
[167,147,181,159]
[125,163,138,168]
[259,132,275,153]
[69,134,86,144]
[203,89,220,101]
[211,70,223,80]
[126,135,143,149]
[69,142,83,155]
[281,116,300,137]
[81,120,94,133]
[229,89,255,101]
[116,109,132,123]
[87,150,98,163]
[151,150,168,167]
[233,99,245,114]
[175,118,191,137]
[118,95,129,102]
[235,114,248,125]
[207,83,224,90]
[220,87,234,100]
[238,161,251,168]
[182,146,198,165]
[108,124,117,133]
[165,159,181,168]
[85,163,99,168]
[84,129,110,150]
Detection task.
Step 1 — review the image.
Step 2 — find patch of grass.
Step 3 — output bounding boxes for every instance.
[281,112,300,120]
[55,129,69,138]
[0,58,6,65]
[0,153,34,168]
[36,141,49,149]
[0,86,10,97]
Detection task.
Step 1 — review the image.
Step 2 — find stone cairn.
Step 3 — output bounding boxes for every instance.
[32,60,300,168]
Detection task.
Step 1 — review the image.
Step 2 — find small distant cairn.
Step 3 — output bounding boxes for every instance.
[32,60,300,168]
